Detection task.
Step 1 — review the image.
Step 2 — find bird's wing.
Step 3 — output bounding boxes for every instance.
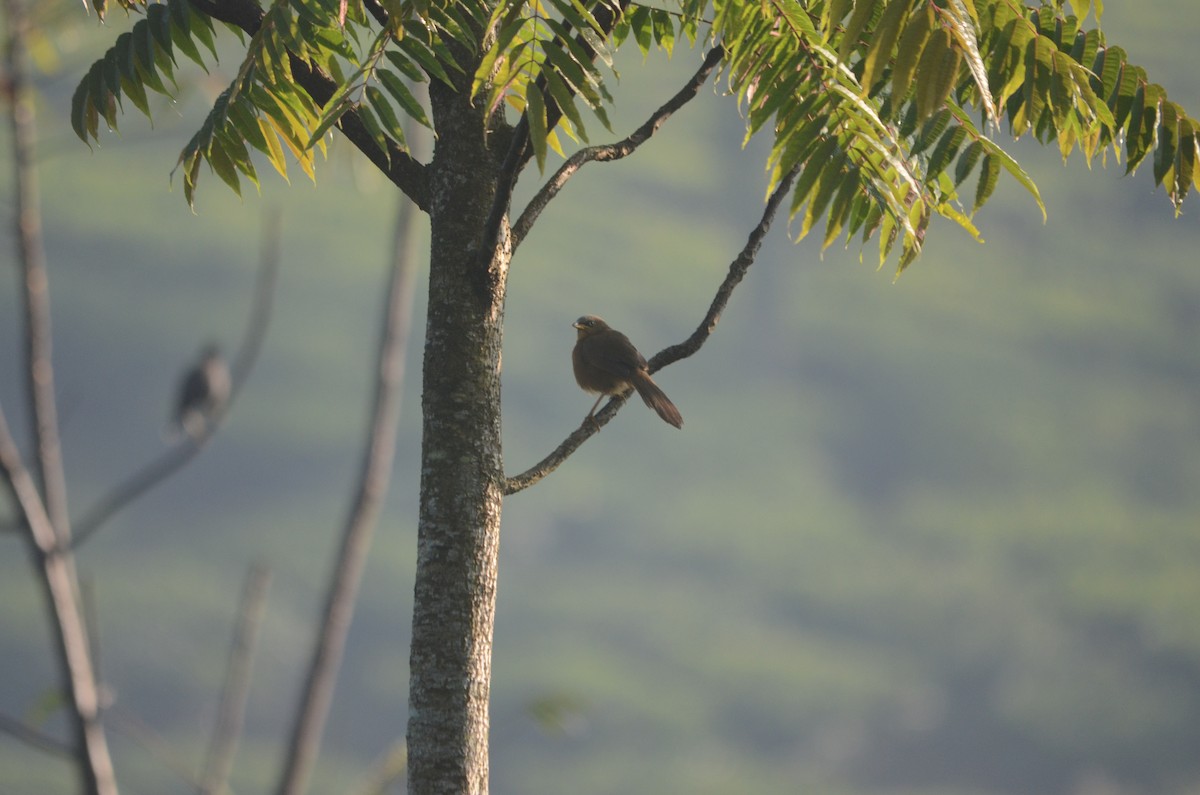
[581,330,646,378]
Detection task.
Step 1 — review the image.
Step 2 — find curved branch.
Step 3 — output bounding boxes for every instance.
[503,162,801,496]
[511,45,725,249]
[0,710,72,758]
[475,0,634,270]
[70,210,282,549]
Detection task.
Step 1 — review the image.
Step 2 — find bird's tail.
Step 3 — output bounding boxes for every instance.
[632,372,683,429]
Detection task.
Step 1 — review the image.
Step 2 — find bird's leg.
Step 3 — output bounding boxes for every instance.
[585,394,605,430]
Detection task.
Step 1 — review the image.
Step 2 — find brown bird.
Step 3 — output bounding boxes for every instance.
[572,315,683,429]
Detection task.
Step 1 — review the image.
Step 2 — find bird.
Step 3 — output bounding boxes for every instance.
[572,315,682,429]
[172,344,231,438]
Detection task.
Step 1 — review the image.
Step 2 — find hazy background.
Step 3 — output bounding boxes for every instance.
[2,3,1199,793]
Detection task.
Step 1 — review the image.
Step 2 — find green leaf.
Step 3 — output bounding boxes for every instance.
[366,85,405,146]
[823,169,861,250]
[146,4,178,68]
[206,138,243,196]
[544,69,588,142]
[628,5,652,55]
[822,0,853,41]
[84,59,113,133]
[801,155,844,240]
[393,35,458,85]
[862,0,911,95]
[954,139,984,186]
[132,18,169,95]
[187,3,221,62]
[1153,99,1177,186]
[916,28,960,123]
[305,94,353,150]
[378,69,432,128]
[891,5,932,105]
[526,82,548,171]
[789,137,840,219]
[944,0,997,122]
[354,99,393,168]
[1172,117,1196,209]
[650,8,675,56]
[70,74,94,143]
[927,124,967,179]
[838,0,877,63]
[258,116,290,180]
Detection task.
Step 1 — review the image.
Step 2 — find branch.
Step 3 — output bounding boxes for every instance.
[475,0,633,270]
[503,162,802,496]
[70,210,281,550]
[511,45,725,249]
[0,405,118,795]
[3,5,119,792]
[188,0,430,210]
[275,190,420,795]
[9,0,70,545]
[0,711,73,758]
[199,562,271,795]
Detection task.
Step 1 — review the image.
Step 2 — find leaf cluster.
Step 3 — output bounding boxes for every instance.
[72,0,1199,270]
[712,0,1199,271]
[72,0,467,206]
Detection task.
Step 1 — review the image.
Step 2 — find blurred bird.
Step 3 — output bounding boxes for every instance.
[572,315,682,429]
[172,344,230,438]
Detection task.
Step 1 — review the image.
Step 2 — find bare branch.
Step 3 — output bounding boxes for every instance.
[511,45,726,249]
[3,4,119,791]
[70,210,282,550]
[503,163,802,495]
[0,711,73,758]
[275,191,420,795]
[199,562,272,795]
[0,406,118,795]
[8,0,70,545]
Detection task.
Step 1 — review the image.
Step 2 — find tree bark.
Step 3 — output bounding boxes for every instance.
[406,76,509,795]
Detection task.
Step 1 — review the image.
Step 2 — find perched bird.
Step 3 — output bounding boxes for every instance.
[572,315,683,429]
[172,344,231,438]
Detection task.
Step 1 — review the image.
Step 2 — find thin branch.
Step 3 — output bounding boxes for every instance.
[70,210,281,550]
[475,0,634,271]
[511,45,726,249]
[503,162,802,496]
[0,711,73,758]
[3,4,118,792]
[0,405,118,795]
[8,0,70,545]
[275,190,420,795]
[198,562,272,795]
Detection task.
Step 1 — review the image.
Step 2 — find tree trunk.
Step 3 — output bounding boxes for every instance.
[406,78,509,795]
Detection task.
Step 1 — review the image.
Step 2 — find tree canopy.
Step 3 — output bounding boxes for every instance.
[73,0,1199,272]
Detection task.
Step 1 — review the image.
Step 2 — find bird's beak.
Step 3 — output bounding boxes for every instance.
[572,321,584,330]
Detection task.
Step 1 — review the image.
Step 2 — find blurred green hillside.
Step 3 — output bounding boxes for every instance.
[2,3,1199,794]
